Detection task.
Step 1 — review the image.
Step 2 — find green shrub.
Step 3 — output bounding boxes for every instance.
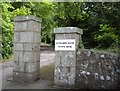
[1,2,31,59]
[94,24,119,49]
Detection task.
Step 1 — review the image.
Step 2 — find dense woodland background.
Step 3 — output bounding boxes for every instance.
[0,2,120,59]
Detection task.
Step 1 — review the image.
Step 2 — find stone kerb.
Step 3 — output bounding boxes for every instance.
[13,15,41,83]
[54,27,83,88]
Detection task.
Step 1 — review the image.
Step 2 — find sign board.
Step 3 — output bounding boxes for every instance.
[55,39,75,51]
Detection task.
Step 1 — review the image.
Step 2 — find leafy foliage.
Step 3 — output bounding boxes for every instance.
[1,2,14,59]
[1,2,31,59]
[80,2,119,48]
[1,2,120,59]
[29,2,56,44]
[94,24,119,49]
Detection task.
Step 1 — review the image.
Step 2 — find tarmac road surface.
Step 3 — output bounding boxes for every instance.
[0,50,55,90]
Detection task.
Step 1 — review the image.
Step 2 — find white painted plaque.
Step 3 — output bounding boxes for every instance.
[55,39,75,51]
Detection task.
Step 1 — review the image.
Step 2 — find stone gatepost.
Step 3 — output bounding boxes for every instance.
[13,15,42,83]
[54,27,83,88]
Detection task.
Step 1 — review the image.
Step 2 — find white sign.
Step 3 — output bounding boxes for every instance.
[55,39,75,51]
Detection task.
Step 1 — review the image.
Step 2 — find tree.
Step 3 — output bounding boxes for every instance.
[1,2,31,59]
[1,2,120,59]
[83,2,120,49]
[29,2,56,44]
[1,2,14,59]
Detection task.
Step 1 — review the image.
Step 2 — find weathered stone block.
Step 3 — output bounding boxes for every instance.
[27,20,41,32]
[68,74,75,86]
[13,61,25,72]
[19,52,24,61]
[55,34,75,39]
[32,43,40,51]
[54,75,60,85]
[13,71,40,83]
[75,34,80,46]
[70,67,76,76]
[19,52,40,62]
[67,52,76,66]
[33,32,40,43]
[24,52,34,62]
[18,61,26,72]
[55,56,61,66]
[23,43,33,51]
[61,58,75,67]
[54,66,60,77]
[59,75,68,85]
[14,32,20,42]
[14,21,28,31]
[14,51,20,61]
[61,57,68,66]
[20,32,33,43]
[19,52,34,62]
[26,62,40,73]
[23,43,40,51]
[60,66,68,75]
[14,43,23,51]
[55,52,76,66]
[14,15,42,23]
[14,15,42,32]
[13,61,40,73]
[33,52,40,62]
[55,51,63,57]
[13,61,19,71]
[54,27,83,34]
[54,65,76,87]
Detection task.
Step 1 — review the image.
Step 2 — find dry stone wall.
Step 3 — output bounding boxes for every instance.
[76,49,119,89]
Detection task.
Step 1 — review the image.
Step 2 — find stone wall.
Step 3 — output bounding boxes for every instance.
[53,27,119,89]
[76,49,119,89]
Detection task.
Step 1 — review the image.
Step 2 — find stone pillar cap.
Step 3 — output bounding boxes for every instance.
[14,15,42,23]
[54,27,83,34]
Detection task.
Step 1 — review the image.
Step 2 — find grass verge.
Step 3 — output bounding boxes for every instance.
[40,64,55,81]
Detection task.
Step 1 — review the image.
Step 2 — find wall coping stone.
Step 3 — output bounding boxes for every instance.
[54,27,83,34]
[78,49,118,57]
[14,15,42,23]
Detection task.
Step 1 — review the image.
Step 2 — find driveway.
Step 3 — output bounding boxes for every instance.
[0,50,55,90]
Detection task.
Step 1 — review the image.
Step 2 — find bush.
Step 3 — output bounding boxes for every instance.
[1,2,31,59]
[94,24,119,49]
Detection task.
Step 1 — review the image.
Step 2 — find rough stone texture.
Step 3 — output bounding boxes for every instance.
[54,51,76,88]
[54,27,83,34]
[13,15,41,83]
[54,27,83,88]
[76,49,119,89]
[54,27,119,89]
[13,61,40,72]
[14,15,42,22]
[13,71,40,83]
